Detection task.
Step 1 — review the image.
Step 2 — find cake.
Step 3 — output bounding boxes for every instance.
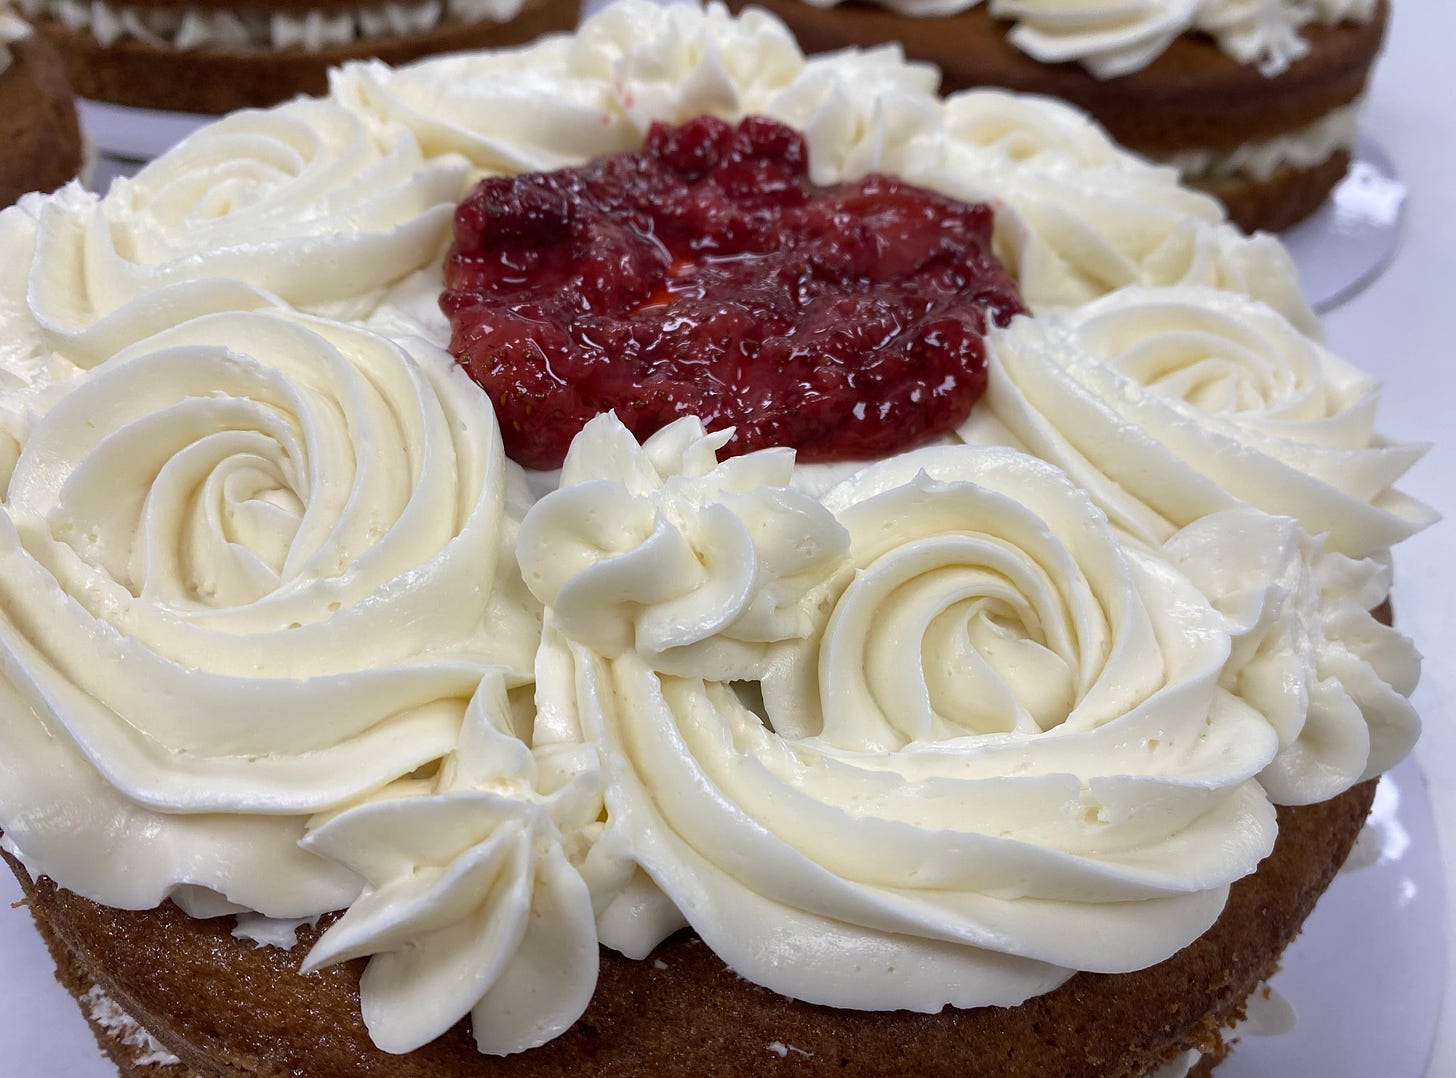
[0,1,84,208]
[14,0,580,113]
[724,0,1388,232]
[0,2,1434,1075]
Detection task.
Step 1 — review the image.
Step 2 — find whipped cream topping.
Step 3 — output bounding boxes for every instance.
[301,675,601,1055]
[1164,98,1362,183]
[15,0,525,54]
[981,285,1435,557]
[794,0,1376,79]
[0,309,539,915]
[0,0,1431,1061]
[528,432,1280,1011]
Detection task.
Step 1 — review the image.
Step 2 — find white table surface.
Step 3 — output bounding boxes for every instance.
[1324,4,1456,1074]
[4,3,1456,1075]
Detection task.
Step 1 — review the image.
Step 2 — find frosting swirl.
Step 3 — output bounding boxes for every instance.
[301,676,601,1056]
[534,430,1280,1012]
[996,0,1203,80]
[19,99,466,368]
[518,414,849,680]
[1164,510,1420,805]
[0,309,537,914]
[914,126,1318,333]
[980,285,1434,557]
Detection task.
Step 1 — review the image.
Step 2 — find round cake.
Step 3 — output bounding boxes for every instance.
[724,0,1388,232]
[0,2,1434,1076]
[14,0,580,113]
[0,1,84,208]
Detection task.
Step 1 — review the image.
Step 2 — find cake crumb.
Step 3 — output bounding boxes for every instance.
[766,1042,813,1059]
[653,959,668,970]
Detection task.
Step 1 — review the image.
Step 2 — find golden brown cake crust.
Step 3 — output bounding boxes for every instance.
[3,779,1376,1078]
[728,0,1386,155]
[0,32,85,209]
[1199,148,1354,234]
[30,0,579,114]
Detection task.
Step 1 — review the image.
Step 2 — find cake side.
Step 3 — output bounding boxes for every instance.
[0,778,1379,1077]
[0,29,84,207]
[21,0,580,111]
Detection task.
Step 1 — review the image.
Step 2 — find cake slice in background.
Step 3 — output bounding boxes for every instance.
[14,0,581,113]
[0,0,84,207]
[727,0,1387,232]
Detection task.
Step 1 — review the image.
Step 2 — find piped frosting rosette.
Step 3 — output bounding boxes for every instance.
[908,108,1318,334]
[301,675,601,1056]
[1162,510,1420,804]
[977,284,1434,803]
[980,285,1434,557]
[1,96,466,384]
[0,309,538,916]
[523,420,1281,1011]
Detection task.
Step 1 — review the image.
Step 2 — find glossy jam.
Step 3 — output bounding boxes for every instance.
[442,115,1025,470]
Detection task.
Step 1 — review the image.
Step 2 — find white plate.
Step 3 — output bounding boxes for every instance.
[1282,135,1407,314]
[78,99,209,163]
[0,756,1443,1076]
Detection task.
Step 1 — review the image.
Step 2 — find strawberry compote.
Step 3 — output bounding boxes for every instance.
[442,115,1025,470]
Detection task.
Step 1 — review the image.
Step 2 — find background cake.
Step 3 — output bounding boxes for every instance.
[0,3,1435,1076]
[725,0,1388,233]
[15,0,580,112]
[0,1,84,207]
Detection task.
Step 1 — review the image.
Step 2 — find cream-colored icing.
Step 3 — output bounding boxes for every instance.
[0,98,468,419]
[1163,98,1362,183]
[527,432,1280,1011]
[14,0,524,54]
[80,986,181,1068]
[518,415,850,680]
[795,0,1376,79]
[980,285,1434,557]
[0,309,539,915]
[1162,510,1420,805]
[301,676,601,1055]
[0,0,1431,1061]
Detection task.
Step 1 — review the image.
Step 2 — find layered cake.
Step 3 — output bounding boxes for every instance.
[0,2,1435,1075]
[15,0,579,112]
[726,0,1388,232]
[0,0,84,207]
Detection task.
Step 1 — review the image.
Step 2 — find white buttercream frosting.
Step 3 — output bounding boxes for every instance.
[527,430,1281,1012]
[1165,97,1362,183]
[15,0,525,54]
[518,414,850,681]
[980,285,1435,557]
[1162,509,1420,804]
[794,0,1376,79]
[301,675,601,1055]
[0,99,467,413]
[0,309,538,915]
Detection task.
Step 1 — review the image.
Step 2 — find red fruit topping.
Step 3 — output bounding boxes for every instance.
[442,115,1025,470]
